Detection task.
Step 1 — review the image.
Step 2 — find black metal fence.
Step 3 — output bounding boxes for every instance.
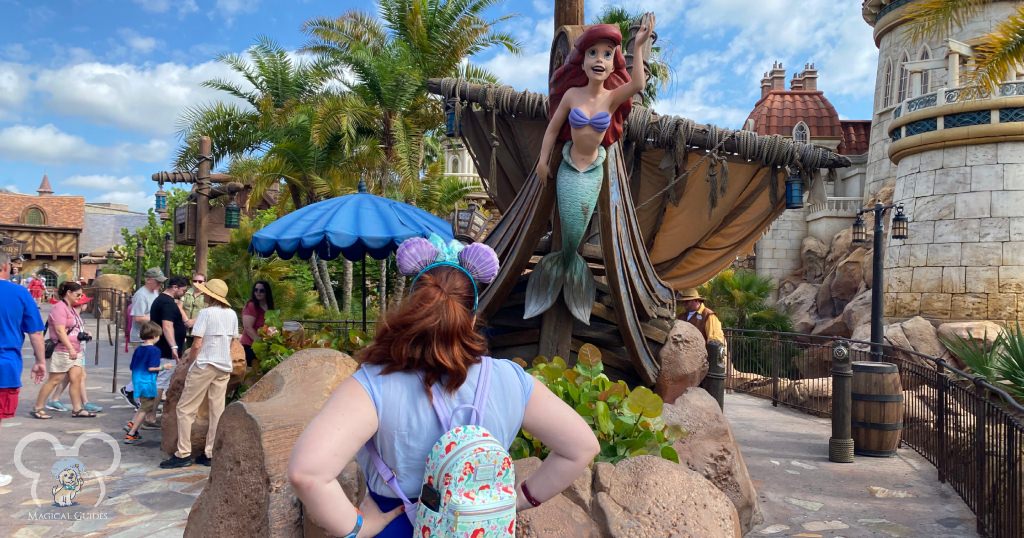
[294,319,378,339]
[80,287,129,392]
[725,328,1024,538]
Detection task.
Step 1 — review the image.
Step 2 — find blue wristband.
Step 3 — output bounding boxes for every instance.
[341,511,363,538]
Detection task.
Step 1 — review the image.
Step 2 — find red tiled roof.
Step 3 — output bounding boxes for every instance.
[838,120,872,155]
[746,90,844,139]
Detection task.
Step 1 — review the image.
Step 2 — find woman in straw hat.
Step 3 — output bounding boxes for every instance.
[160,278,238,469]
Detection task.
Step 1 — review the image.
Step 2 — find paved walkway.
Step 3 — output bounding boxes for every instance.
[1,312,200,537]
[725,393,978,537]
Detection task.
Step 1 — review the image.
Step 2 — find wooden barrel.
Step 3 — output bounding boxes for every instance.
[851,361,904,457]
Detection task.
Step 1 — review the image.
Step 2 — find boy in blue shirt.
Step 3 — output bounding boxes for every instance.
[124,322,172,444]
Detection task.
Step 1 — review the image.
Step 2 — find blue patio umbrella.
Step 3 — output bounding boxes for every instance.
[250,180,454,329]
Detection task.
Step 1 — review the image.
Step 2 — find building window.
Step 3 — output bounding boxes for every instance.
[919,47,931,94]
[898,52,910,103]
[23,207,46,225]
[883,59,894,107]
[37,269,57,288]
[793,122,809,144]
[450,157,460,174]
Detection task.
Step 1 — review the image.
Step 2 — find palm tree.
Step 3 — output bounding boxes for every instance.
[698,269,792,332]
[904,0,1024,97]
[591,7,672,107]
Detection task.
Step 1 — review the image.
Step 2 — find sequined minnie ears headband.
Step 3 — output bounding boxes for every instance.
[396,234,500,311]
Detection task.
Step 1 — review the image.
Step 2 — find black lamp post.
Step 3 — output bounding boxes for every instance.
[852,203,909,361]
[134,233,144,289]
[163,232,173,278]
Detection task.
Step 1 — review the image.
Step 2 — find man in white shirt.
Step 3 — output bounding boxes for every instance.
[120,267,165,409]
[161,278,238,469]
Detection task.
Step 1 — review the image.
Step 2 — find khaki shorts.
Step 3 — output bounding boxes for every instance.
[139,397,157,414]
[50,351,85,373]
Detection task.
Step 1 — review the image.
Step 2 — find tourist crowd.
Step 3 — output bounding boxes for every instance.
[0,253,275,483]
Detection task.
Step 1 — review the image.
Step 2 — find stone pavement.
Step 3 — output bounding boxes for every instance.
[0,312,202,537]
[725,392,978,537]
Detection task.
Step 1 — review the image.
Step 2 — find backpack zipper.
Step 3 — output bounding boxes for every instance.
[433,436,503,488]
[452,499,518,528]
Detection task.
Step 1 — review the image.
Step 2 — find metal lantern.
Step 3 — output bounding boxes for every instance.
[852,215,867,243]
[155,184,168,211]
[785,169,803,209]
[225,199,241,229]
[892,204,909,240]
[450,203,487,242]
[444,98,461,138]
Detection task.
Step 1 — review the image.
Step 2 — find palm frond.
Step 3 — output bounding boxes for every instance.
[902,0,990,45]
[966,6,1024,95]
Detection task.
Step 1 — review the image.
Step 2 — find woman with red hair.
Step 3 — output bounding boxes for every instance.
[288,237,599,537]
[524,14,656,324]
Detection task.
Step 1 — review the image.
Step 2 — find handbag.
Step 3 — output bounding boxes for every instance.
[43,321,55,359]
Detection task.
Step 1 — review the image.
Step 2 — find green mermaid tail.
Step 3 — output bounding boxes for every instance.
[524,143,606,324]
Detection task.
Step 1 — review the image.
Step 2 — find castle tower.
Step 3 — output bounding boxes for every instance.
[37,174,53,196]
[863,0,1024,323]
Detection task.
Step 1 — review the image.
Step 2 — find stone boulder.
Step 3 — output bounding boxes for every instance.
[816,271,837,318]
[831,247,868,309]
[801,236,828,283]
[811,315,850,338]
[184,348,359,537]
[778,283,819,334]
[515,456,740,538]
[899,316,945,358]
[161,339,249,456]
[851,323,872,351]
[793,345,833,379]
[841,289,873,331]
[89,273,134,318]
[663,388,760,534]
[825,228,854,274]
[655,321,708,405]
[936,321,1005,371]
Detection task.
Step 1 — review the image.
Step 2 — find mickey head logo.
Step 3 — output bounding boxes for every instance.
[14,431,120,508]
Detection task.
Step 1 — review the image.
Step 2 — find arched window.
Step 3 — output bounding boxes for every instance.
[919,47,931,94]
[883,59,894,107]
[897,52,910,103]
[37,269,57,288]
[793,122,810,144]
[450,157,460,174]
[23,207,45,225]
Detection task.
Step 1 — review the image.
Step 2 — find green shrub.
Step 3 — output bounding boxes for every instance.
[510,344,685,464]
[941,325,1024,402]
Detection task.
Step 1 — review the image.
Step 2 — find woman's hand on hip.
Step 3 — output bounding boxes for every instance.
[357,495,405,536]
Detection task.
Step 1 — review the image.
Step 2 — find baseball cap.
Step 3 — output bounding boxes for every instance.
[144,267,167,282]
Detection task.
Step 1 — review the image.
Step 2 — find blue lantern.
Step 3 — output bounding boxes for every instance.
[155,186,167,211]
[785,169,803,209]
[445,98,460,138]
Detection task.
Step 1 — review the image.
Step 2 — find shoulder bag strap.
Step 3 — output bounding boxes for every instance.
[364,438,418,523]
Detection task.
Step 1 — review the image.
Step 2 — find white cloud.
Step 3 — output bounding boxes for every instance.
[132,0,198,17]
[481,50,550,94]
[95,190,152,212]
[214,0,260,23]
[64,174,143,190]
[0,63,30,119]
[3,44,29,62]
[119,29,159,54]
[2,184,21,193]
[35,60,248,136]
[0,124,169,165]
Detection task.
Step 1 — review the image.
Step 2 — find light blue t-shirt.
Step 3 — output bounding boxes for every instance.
[354,357,535,499]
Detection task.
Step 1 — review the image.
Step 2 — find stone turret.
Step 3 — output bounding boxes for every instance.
[37,174,53,196]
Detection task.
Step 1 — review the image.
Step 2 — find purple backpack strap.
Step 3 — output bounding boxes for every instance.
[435,357,492,428]
[365,438,418,523]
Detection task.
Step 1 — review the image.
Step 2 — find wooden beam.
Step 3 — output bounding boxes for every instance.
[554,0,584,32]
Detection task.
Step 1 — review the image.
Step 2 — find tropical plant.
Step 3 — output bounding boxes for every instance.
[109,188,195,279]
[591,6,672,107]
[510,345,685,464]
[904,0,1024,97]
[699,269,793,332]
[250,310,369,375]
[941,325,1024,401]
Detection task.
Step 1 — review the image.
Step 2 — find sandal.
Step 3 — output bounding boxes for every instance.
[71,409,97,418]
[30,408,52,419]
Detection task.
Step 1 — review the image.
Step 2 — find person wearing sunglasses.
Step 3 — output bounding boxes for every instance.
[241,281,274,368]
[182,272,207,350]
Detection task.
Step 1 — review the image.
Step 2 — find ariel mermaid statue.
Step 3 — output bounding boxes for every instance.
[523,14,656,325]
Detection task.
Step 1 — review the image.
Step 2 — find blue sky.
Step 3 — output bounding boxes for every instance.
[0,0,877,211]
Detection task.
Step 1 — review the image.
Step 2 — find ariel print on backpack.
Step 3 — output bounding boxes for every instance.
[367,357,518,536]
